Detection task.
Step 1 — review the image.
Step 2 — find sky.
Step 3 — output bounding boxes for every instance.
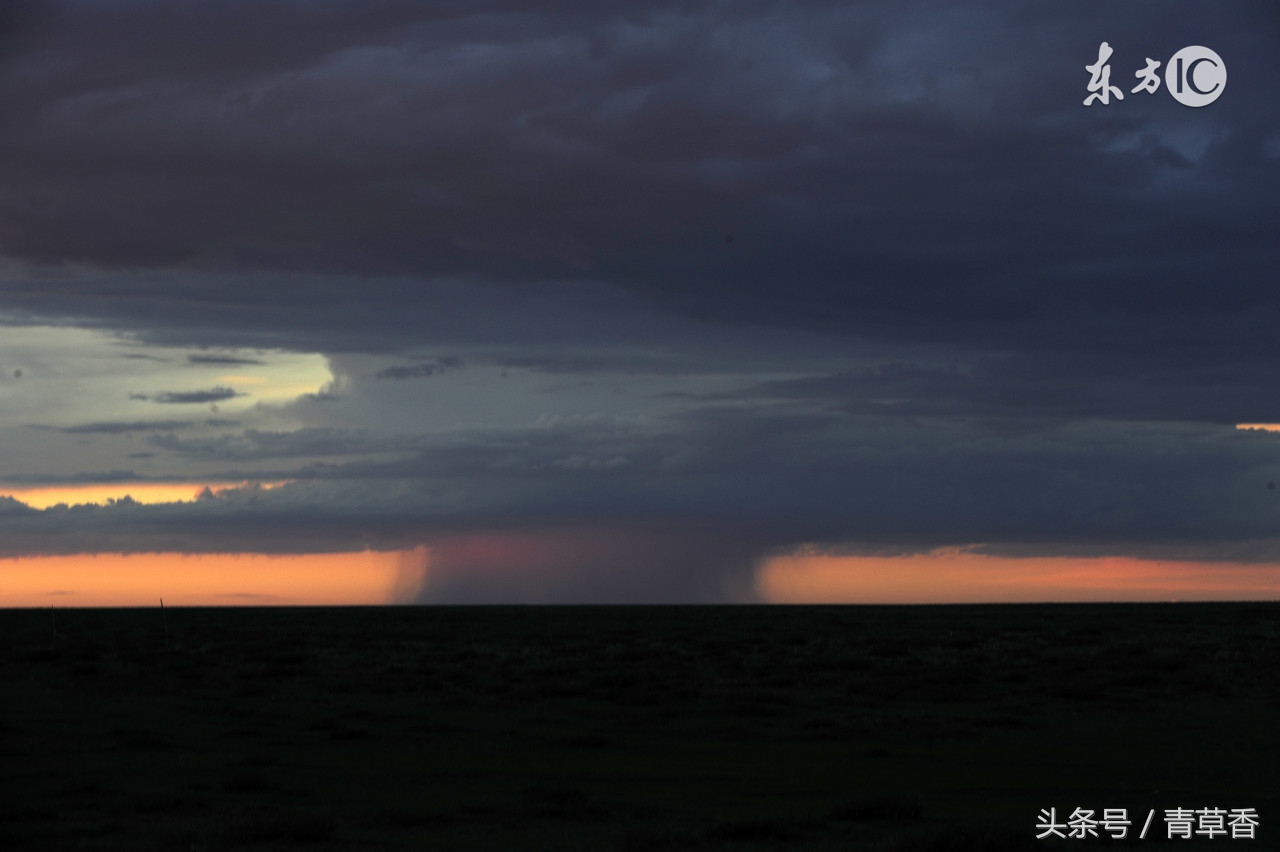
[2,0,1280,604]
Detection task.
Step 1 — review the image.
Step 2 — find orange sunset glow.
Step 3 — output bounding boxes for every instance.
[756,548,1280,604]
[0,481,290,510]
[0,548,428,608]
[6,542,1280,607]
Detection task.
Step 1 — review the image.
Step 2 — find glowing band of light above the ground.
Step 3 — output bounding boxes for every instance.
[0,481,290,510]
[4,543,1280,607]
[756,548,1280,604]
[0,549,428,608]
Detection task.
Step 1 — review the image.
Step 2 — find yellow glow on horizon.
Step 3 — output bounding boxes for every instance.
[757,548,1280,603]
[1237,424,1280,432]
[0,548,428,607]
[0,481,290,510]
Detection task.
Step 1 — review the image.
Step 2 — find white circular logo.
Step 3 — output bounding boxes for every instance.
[1165,45,1226,107]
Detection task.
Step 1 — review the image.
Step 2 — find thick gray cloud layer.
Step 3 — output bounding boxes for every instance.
[2,1,1276,352]
[2,1,1279,599]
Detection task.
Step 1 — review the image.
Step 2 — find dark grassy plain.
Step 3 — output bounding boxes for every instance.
[1,603,1277,850]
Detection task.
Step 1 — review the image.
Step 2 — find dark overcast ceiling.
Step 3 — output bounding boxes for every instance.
[0,0,1276,360]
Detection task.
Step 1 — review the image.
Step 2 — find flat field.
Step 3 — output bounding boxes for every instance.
[1,603,1277,850]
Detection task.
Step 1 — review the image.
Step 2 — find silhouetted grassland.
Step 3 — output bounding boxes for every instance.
[1,603,1276,849]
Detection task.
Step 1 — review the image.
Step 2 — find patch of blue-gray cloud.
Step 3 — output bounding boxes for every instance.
[147,387,244,405]
[32,420,197,435]
[186,354,266,366]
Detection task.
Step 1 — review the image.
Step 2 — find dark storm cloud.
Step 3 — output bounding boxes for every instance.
[148,386,243,404]
[99,407,1280,550]
[146,414,660,467]
[0,495,34,515]
[0,494,422,557]
[149,426,423,461]
[373,364,434,380]
[374,357,462,379]
[496,352,705,376]
[6,411,1280,600]
[0,0,1276,369]
[725,355,1280,425]
[1,469,142,484]
[7,396,1280,599]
